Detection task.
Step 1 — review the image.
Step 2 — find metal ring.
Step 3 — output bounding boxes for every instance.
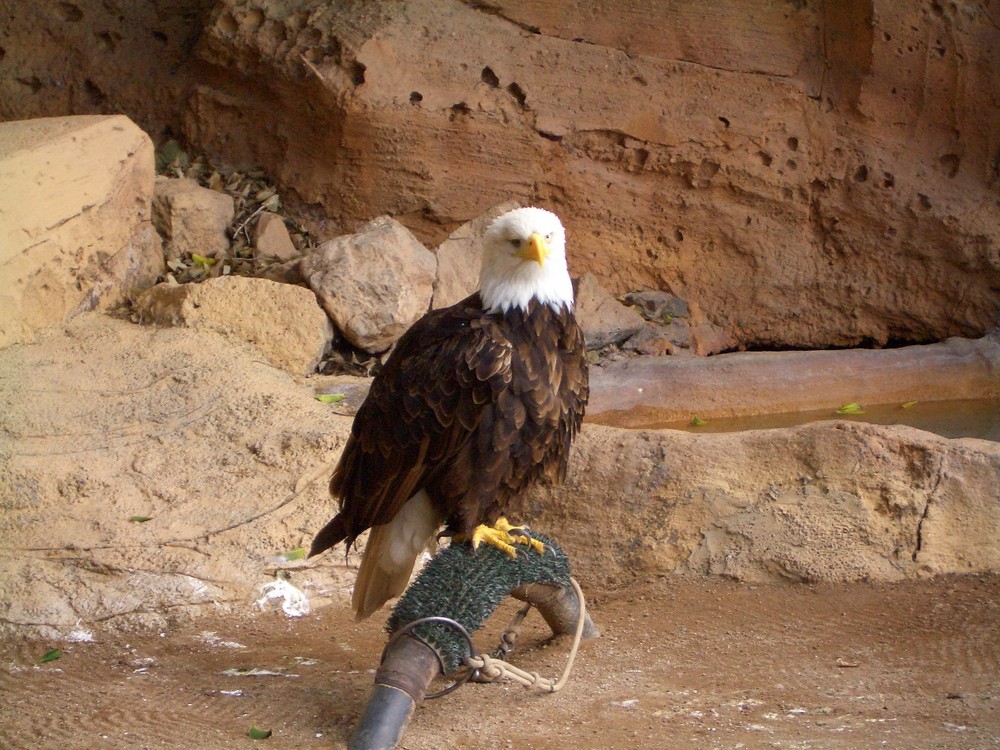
[383,616,478,699]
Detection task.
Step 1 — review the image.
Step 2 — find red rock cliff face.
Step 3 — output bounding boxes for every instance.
[3,0,998,350]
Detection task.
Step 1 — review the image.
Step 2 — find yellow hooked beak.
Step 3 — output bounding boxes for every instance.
[515,232,551,267]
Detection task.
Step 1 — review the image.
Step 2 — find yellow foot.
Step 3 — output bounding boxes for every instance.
[463,517,546,558]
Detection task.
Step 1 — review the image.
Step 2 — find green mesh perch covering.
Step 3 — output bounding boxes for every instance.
[387,531,571,672]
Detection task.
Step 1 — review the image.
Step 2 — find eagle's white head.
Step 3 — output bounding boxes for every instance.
[478,207,575,314]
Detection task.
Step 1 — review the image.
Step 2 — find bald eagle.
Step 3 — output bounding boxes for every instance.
[309,207,588,620]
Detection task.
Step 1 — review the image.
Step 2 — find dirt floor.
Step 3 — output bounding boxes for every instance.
[2,574,997,750]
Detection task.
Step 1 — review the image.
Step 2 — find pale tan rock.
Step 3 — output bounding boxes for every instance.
[0,114,163,348]
[254,212,299,262]
[152,176,233,260]
[301,216,436,353]
[530,420,1000,588]
[573,272,646,349]
[137,276,333,375]
[432,200,520,309]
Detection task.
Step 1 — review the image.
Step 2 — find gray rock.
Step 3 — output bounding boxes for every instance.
[573,272,646,350]
[152,176,234,260]
[622,290,690,321]
[301,216,436,353]
[432,200,521,309]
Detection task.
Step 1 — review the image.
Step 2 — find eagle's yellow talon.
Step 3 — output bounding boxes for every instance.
[462,517,546,557]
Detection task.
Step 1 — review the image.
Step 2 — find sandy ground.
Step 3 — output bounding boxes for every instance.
[2,574,997,750]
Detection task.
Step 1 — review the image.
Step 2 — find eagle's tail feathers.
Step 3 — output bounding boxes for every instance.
[308,514,348,558]
[352,491,438,621]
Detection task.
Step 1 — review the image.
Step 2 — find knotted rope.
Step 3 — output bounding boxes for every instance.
[463,578,587,694]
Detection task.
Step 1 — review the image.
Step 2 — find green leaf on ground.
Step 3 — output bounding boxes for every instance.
[129,515,152,523]
[248,726,272,740]
[282,547,306,561]
[39,649,61,664]
[191,253,217,268]
[836,402,865,415]
[901,400,918,409]
[315,393,345,404]
[690,416,707,426]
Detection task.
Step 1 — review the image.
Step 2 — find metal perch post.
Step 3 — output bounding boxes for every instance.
[348,532,598,750]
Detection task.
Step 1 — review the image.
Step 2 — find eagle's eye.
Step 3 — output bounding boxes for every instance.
[509,238,521,249]
[545,233,553,241]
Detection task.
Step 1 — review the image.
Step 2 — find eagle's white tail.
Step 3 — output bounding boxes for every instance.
[352,490,438,620]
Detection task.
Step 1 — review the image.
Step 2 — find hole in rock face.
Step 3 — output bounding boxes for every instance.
[217,11,238,36]
[674,228,684,242]
[882,172,895,188]
[480,66,499,88]
[939,153,960,178]
[853,165,869,182]
[718,116,730,128]
[350,61,365,85]
[449,102,472,120]
[757,151,773,167]
[95,31,119,52]
[409,91,422,103]
[18,76,43,93]
[918,193,932,210]
[787,136,799,151]
[84,79,106,106]
[56,2,83,22]
[507,82,526,107]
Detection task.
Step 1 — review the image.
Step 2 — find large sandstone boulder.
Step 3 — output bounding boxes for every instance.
[3,2,997,351]
[0,115,163,348]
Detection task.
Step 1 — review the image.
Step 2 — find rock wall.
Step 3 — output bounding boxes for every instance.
[2,0,999,350]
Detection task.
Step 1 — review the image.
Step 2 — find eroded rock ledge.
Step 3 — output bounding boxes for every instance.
[1,314,996,637]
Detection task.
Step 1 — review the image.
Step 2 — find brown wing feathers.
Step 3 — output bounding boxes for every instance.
[309,294,588,559]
